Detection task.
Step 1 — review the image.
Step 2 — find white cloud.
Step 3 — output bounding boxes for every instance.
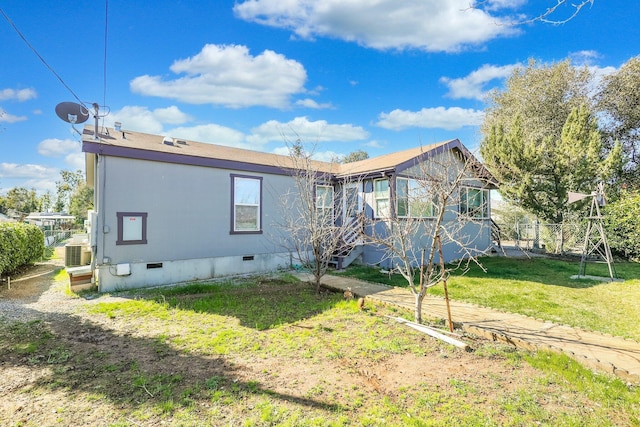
[376,107,485,130]
[310,150,343,162]
[363,140,384,149]
[106,105,192,134]
[150,106,193,125]
[566,51,617,86]
[0,108,27,123]
[165,124,247,148]
[440,63,520,100]
[483,0,527,11]
[569,50,601,66]
[0,87,37,102]
[442,59,616,103]
[247,116,369,145]
[130,44,308,108]
[234,0,519,52]
[160,116,369,151]
[0,162,57,179]
[65,152,86,171]
[295,98,334,109]
[37,138,81,157]
[0,163,61,195]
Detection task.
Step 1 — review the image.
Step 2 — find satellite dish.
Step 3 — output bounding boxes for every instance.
[55,102,89,124]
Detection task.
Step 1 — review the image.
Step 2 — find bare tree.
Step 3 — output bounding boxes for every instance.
[363,148,492,324]
[276,141,364,293]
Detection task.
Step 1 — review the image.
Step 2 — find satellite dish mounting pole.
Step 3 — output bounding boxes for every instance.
[92,103,100,140]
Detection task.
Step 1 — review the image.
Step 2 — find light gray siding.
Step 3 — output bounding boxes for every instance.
[94,155,297,291]
[357,150,493,269]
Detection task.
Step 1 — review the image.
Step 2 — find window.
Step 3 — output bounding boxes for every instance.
[343,182,361,219]
[116,212,148,245]
[232,175,262,233]
[316,185,334,224]
[396,178,409,217]
[396,178,435,218]
[374,179,390,218]
[460,187,489,218]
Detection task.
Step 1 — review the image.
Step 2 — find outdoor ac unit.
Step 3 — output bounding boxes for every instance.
[65,244,91,267]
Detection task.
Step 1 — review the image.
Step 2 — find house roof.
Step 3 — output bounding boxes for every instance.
[82,126,337,176]
[336,140,453,177]
[82,126,496,187]
[25,212,75,221]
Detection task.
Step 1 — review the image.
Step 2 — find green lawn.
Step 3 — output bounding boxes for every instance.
[334,257,640,341]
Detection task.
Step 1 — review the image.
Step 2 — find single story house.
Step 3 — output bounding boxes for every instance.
[24,212,76,229]
[82,125,497,292]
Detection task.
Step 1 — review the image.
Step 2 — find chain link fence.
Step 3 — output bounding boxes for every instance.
[495,221,587,255]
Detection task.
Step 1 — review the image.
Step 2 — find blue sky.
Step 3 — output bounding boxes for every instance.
[0,0,637,196]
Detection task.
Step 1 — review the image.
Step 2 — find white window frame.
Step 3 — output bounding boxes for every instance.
[316,185,334,224]
[342,182,362,223]
[232,175,262,233]
[459,187,490,219]
[373,178,390,218]
[396,177,435,218]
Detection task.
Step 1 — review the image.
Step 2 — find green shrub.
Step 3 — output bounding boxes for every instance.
[0,223,44,275]
[604,191,640,261]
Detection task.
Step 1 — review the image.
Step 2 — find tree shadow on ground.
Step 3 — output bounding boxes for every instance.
[100,278,345,331]
[0,307,344,425]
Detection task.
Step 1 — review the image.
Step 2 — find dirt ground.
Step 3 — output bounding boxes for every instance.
[0,258,613,426]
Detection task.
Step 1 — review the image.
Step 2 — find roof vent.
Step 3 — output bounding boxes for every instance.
[162,136,174,146]
[176,140,187,145]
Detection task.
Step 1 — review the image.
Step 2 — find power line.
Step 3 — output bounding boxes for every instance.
[0,7,85,107]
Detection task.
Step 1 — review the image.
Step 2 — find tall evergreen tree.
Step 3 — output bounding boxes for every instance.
[482,105,622,224]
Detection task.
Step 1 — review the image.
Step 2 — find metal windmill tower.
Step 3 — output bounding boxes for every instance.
[568,183,617,280]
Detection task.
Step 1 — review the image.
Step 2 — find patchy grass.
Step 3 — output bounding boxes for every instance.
[334,257,640,340]
[2,276,639,426]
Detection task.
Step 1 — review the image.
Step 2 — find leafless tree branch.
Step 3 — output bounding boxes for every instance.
[362,148,492,323]
[466,0,594,26]
[273,138,364,293]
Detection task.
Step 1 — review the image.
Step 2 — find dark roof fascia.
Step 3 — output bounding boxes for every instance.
[394,139,499,189]
[83,140,296,177]
[393,139,460,175]
[334,170,395,184]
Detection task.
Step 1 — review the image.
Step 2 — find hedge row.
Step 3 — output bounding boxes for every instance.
[0,223,44,276]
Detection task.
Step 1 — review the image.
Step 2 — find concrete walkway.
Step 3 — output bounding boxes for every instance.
[295,273,640,384]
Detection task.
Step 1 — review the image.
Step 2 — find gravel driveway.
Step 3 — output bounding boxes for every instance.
[0,254,92,323]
